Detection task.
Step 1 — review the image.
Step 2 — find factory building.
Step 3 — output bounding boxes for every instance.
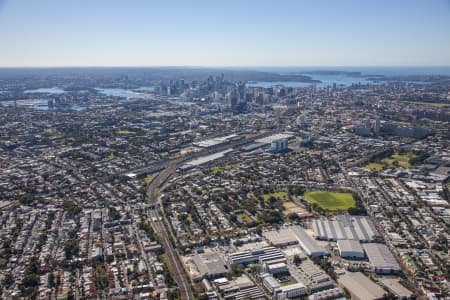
[338,272,386,300]
[363,243,401,274]
[291,226,328,257]
[337,239,365,259]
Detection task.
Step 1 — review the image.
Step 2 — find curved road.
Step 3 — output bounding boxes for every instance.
[147,159,193,300]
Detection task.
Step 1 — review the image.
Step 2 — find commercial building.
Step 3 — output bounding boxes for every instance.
[260,273,280,293]
[297,259,334,292]
[265,262,288,275]
[271,138,288,153]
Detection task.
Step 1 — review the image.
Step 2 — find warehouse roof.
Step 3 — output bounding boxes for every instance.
[291,225,328,256]
[363,243,401,272]
[337,239,364,254]
[338,272,385,300]
[192,252,227,277]
[263,228,298,246]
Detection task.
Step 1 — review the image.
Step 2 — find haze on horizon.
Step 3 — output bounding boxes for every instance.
[1,0,450,68]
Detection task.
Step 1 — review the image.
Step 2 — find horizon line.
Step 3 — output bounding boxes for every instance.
[1,65,450,69]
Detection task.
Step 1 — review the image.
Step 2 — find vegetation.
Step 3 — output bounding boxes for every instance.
[93,263,109,291]
[144,174,155,184]
[383,152,416,168]
[20,256,42,298]
[211,164,238,175]
[365,150,421,171]
[262,191,289,203]
[365,162,384,171]
[116,129,136,135]
[404,100,450,108]
[304,191,356,211]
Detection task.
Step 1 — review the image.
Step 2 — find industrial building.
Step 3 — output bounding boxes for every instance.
[215,275,266,300]
[336,239,365,259]
[291,226,328,257]
[227,247,286,265]
[297,259,334,292]
[274,282,308,300]
[338,272,386,300]
[363,243,401,274]
[308,288,344,300]
[256,133,294,145]
[264,262,288,275]
[191,252,228,279]
[312,215,378,242]
[180,149,233,170]
[380,279,413,299]
[193,134,239,148]
[260,273,281,293]
[263,228,299,247]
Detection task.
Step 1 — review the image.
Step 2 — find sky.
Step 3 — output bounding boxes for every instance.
[0,0,449,67]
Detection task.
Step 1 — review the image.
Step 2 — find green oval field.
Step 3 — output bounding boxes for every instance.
[304,191,356,211]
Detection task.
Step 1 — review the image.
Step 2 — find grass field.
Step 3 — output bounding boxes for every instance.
[383,152,416,168]
[365,151,416,171]
[144,174,155,184]
[304,191,356,211]
[282,201,306,216]
[405,101,450,108]
[237,214,253,224]
[365,162,383,171]
[263,191,289,203]
[211,164,238,175]
[116,130,136,135]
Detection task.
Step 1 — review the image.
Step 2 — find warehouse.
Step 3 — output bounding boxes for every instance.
[193,134,238,148]
[228,247,285,265]
[256,133,294,145]
[291,226,328,257]
[338,272,385,300]
[337,239,365,259]
[180,149,233,170]
[380,278,413,299]
[363,243,401,274]
[313,215,378,242]
[263,228,299,247]
[192,252,228,279]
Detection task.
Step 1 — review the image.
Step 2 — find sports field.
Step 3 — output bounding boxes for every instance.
[304,191,356,211]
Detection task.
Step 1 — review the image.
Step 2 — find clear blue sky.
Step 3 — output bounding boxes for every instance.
[0,0,449,67]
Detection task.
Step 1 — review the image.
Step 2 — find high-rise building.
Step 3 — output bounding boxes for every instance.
[271,138,288,153]
[375,118,381,135]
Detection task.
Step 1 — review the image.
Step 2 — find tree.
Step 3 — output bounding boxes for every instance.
[48,273,55,288]
[2,273,13,287]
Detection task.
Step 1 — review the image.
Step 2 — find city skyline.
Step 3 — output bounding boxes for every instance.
[1,0,450,67]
